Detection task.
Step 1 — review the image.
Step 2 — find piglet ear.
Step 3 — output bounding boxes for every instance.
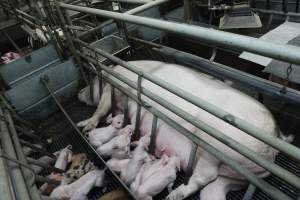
[106,113,113,124]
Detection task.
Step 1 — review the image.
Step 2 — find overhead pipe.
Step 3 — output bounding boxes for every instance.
[78,0,169,38]
[61,2,300,66]
[78,56,293,200]
[73,38,300,162]
[151,45,300,105]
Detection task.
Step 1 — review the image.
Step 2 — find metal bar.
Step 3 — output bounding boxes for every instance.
[78,52,300,190]
[73,38,300,162]
[0,106,31,200]
[27,157,64,173]
[15,9,44,24]
[111,86,116,116]
[253,8,300,17]
[5,109,42,200]
[123,95,129,126]
[62,3,300,66]
[0,94,36,130]
[184,0,192,23]
[55,0,89,85]
[0,147,14,200]
[15,125,47,145]
[184,143,198,185]
[267,0,270,9]
[133,75,142,139]
[282,0,287,13]
[1,30,23,55]
[105,0,152,4]
[20,140,55,158]
[242,184,256,200]
[78,0,169,39]
[153,45,300,105]
[80,59,292,200]
[149,115,157,155]
[40,76,137,199]
[296,0,299,12]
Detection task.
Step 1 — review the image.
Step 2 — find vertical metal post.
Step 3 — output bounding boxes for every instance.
[296,0,299,12]
[123,95,129,127]
[266,0,270,9]
[149,115,158,155]
[111,86,116,116]
[0,106,31,200]
[282,0,287,13]
[242,184,256,200]
[54,0,88,85]
[184,143,198,184]
[5,110,42,200]
[184,0,192,23]
[89,71,94,104]
[134,74,142,139]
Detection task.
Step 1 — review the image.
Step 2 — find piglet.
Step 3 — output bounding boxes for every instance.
[39,173,65,195]
[107,158,130,173]
[121,134,152,185]
[50,169,105,200]
[132,155,180,200]
[88,114,124,147]
[55,145,73,171]
[97,125,133,159]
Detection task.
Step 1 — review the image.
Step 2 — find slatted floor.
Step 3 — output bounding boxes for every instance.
[36,98,300,200]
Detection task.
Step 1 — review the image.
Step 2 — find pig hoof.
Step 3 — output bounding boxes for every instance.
[77,117,99,132]
[166,189,184,200]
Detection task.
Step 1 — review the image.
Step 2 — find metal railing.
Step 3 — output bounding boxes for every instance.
[0,95,65,200]
[52,1,300,200]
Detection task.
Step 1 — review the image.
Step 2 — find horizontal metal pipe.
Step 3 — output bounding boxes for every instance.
[104,0,152,4]
[78,0,168,38]
[27,157,64,173]
[73,38,300,162]
[129,36,300,105]
[79,51,300,190]
[61,2,300,65]
[20,140,55,158]
[153,46,300,105]
[15,9,44,24]
[253,8,300,17]
[80,57,292,200]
